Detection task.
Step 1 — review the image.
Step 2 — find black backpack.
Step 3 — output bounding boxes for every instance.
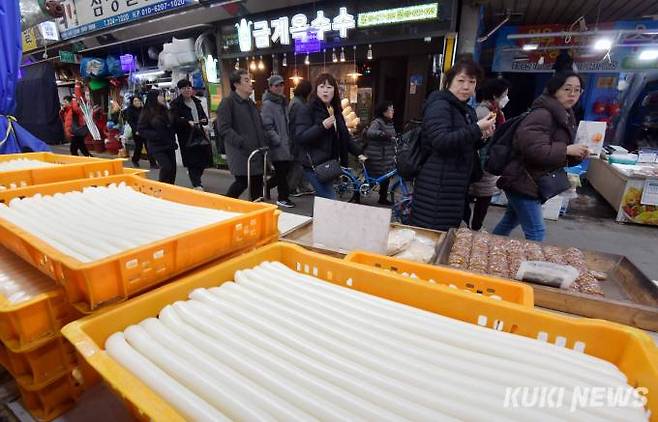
[484,111,531,176]
[396,122,425,179]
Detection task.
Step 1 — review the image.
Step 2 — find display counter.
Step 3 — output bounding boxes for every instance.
[587,158,658,226]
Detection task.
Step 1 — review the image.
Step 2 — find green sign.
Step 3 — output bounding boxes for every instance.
[59,50,80,64]
[357,3,439,28]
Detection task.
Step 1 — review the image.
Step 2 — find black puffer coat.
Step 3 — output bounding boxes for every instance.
[410,90,484,231]
[294,97,361,168]
[364,117,396,177]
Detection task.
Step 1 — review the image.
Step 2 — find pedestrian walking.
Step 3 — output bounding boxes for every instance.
[410,59,496,231]
[365,100,397,206]
[138,90,178,184]
[294,73,364,200]
[261,74,295,208]
[123,96,157,168]
[217,69,267,200]
[465,77,510,231]
[170,79,213,190]
[493,71,588,241]
[63,95,92,157]
[287,79,314,197]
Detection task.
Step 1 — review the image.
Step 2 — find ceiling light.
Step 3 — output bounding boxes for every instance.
[249,57,257,71]
[304,53,310,65]
[367,44,373,60]
[258,56,265,70]
[593,38,612,51]
[332,48,338,63]
[639,49,658,61]
[340,47,346,62]
[282,53,287,67]
[522,44,539,51]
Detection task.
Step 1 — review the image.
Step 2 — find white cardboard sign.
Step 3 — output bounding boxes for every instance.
[312,197,390,254]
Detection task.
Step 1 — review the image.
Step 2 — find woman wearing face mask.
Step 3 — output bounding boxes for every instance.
[138,90,179,184]
[410,59,496,231]
[295,73,364,199]
[465,78,511,231]
[493,71,588,241]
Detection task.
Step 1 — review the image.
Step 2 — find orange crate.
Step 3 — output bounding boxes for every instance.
[62,243,658,421]
[0,246,80,353]
[0,174,279,312]
[18,373,82,422]
[0,336,76,390]
[344,251,534,306]
[0,152,125,190]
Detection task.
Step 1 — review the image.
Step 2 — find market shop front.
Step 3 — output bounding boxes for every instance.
[217,0,457,130]
[486,17,658,227]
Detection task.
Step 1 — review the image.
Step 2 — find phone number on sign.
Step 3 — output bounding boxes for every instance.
[134,0,188,17]
[62,0,190,39]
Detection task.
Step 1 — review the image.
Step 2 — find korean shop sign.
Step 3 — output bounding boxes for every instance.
[59,0,194,40]
[235,7,356,52]
[357,3,439,28]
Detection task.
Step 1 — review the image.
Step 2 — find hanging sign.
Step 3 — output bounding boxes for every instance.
[493,20,658,73]
[236,7,356,52]
[59,0,195,40]
[357,3,439,28]
[21,28,39,53]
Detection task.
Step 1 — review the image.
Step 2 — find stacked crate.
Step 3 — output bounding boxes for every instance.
[0,246,82,420]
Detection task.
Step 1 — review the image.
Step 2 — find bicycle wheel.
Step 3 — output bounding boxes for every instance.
[335,174,356,199]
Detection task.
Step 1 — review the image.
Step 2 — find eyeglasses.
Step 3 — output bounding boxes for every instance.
[561,87,583,95]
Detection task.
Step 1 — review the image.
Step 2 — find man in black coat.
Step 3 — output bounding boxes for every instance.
[217,69,267,200]
[170,79,212,190]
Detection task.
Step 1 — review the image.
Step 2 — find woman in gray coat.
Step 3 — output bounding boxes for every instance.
[364,101,397,205]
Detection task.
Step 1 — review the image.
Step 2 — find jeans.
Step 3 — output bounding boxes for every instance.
[464,195,493,231]
[226,175,264,201]
[70,136,91,156]
[304,170,336,200]
[266,161,291,201]
[493,191,545,241]
[187,166,205,188]
[151,150,177,184]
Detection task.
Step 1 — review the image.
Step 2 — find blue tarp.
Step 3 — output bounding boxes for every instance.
[0,0,49,154]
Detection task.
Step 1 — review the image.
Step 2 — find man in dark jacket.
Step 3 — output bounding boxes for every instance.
[287,80,314,197]
[170,79,212,190]
[217,69,267,200]
[261,75,295,208]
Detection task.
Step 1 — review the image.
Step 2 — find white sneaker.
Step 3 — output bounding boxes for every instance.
[193,186,205,191]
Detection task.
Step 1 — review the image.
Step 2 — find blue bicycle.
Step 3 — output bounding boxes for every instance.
[335,160,413,223]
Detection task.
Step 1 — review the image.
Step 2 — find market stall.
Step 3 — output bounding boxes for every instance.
[588,157,658,226]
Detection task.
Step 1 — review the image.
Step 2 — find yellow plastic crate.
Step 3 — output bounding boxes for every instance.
[345,251,534,306]
[0,246,80,353]
[62,242,658,421]
[0,152,125,190]
[0,336,76,390]
[17,373,82,422]
[0,174,279,312]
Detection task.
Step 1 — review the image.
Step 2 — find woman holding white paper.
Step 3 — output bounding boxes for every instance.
[494,72,589,241]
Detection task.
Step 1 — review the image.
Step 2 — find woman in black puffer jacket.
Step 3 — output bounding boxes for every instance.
[294,73,363,199]
[137,90,179,184]
[410,60,496,231]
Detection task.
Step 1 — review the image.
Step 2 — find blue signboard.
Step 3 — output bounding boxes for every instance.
[60,0,194,40]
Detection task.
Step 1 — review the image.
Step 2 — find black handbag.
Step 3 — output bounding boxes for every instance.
[185,125,210,149]
[536,168,571,203]
[308,153,342,183]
